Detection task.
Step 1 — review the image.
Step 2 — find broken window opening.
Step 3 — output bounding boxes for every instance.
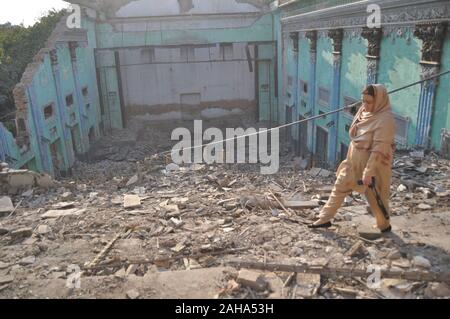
[44,103,54,119]
[141,48,155,64]
[66,94,74,107]
[180,47,195,62]
[82,87,89,98]
[318,87,330,106]
[220,43,234,60]
[300,80,308,96]
[343,96,360,117]
[88,127,96,144]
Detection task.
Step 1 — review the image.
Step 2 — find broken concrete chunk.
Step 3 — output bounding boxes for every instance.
[295,273,321,298]
[171,197,189,205]
[387,249,402,260]
[346,241,365,258]
[358,226,383,241]
[308,168,322,177]
[392,259,412,269]
[111,196,123,205]
[126,175,139,187]
[397,184,407,192]
[280,236,293,245]
[417,203,432,210]
[114,268,126,278]
[10,227,33,240]
[237,269,268,291]
[425,282,450,298]
[171,243,186,253]
[124,264,138,276]
[166,163,180,172]
[61,192,74,201]
[0,261,10,269]
[36,174,55,188]
[283,200,320,209]
[22,189,34,197]
[42,208,86,219]
[0,227,8,236]
[0,275,14,285]
[265,273,284,299]
[52,202,75,210]
[126,289,140,299]
[19,256,36,266]
[169,217,183,228]
[7,171,35,189]
[412,256,432,269]
[0,196,14,215]
[123,195,141,209]
[319,169,332,178]
[36,225,51,235]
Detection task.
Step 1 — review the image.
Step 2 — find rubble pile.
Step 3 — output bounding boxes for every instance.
[0,120,450,299]
[0,162,56,195]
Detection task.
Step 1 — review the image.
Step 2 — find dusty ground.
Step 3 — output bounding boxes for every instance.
[1,115,450,299]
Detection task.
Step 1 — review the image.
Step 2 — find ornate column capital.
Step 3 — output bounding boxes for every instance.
[289,32,299,52]
[306,30,317,53]
[69,42,78,62]
[361,27,383,58]
[50,49,58,66]
[328,28,343,54]
[414,22,448,65]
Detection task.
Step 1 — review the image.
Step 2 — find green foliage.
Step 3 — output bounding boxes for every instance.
[0,9,65,117]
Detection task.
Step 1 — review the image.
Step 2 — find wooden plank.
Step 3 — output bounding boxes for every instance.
[283,200,320,209]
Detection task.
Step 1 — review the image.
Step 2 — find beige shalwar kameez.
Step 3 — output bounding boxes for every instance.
[315,84,396,231]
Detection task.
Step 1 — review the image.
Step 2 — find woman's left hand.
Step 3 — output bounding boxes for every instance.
[363,175,374,187]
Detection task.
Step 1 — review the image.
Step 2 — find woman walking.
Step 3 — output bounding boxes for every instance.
[309,84,396,233]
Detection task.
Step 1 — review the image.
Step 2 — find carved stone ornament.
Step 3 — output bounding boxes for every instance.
[328,28,343,54]
[305,30,317,52]
[361,27,383,58]
[289,32,299,52]
[414,22,448,64]
[69,41,78,62]
[50,49,58,65]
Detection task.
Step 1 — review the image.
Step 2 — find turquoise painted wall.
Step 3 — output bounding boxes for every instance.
[338,36,368,147]
[0,17,103,176]
[432,33,450,150]
[298,37,311,116]
[96,14,274,48]
[378,34,422,147]
[258,43,277,123]
[314,36,333,133]
[277,1,450,164]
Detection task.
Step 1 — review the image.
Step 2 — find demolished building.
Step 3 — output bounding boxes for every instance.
[0,0,449,177]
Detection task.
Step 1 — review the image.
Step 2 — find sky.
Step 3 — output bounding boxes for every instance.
[0,0,69,27]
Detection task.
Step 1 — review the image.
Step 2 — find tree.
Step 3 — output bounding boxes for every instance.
[0,9,65,123]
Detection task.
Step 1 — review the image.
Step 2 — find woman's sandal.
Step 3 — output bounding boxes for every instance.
[381,225,392,233]
[308,221,332,229]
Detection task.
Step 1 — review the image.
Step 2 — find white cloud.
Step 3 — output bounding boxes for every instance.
[0,0,69,27]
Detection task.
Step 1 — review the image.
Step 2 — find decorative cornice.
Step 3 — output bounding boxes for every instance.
[282,0,450,34]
